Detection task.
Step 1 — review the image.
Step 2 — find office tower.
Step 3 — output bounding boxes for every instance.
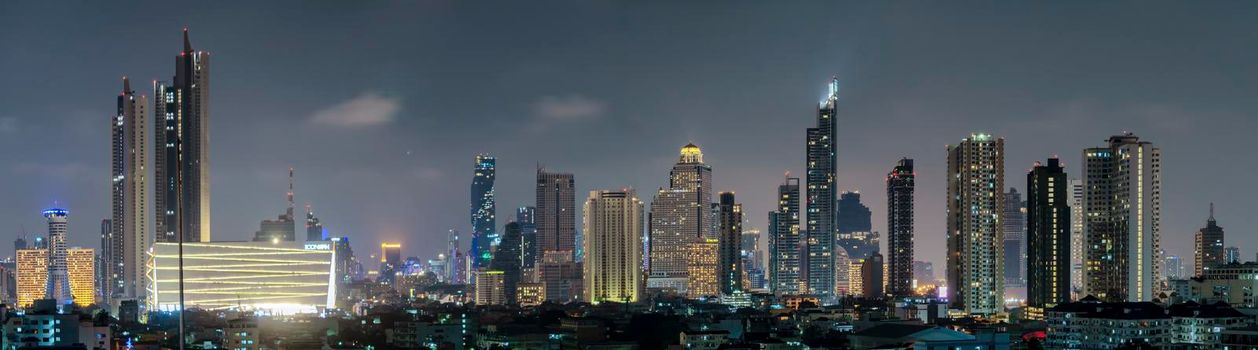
[536,169,576,263]
[1027,158,1071,312]
[1163,256,1184,280]
[17,248,48,308]
[769,176,802,294]
[1003,189,1026,289]
[154,28,211,243]
[1194,204,1225,276]
[805,78,840,297]
[946,133,1005,315]
[716,192,744,295]
[913,261,935,286]
[379,242,402,285]
[582,189,644,303]
[648,144,714,293]
[254,169,297,242]
[470,154,496,269]
[66,248,95,307]
[1069,179,1084,298]
[1083,133,1161,302]
[306,205,325,241]
[1225,247,1240,264]
[43,208,72,305]
[741,229,764,290]
[862,252,884,298]
[473,271,506,305]
[490,222,522,304]
[885,158,915,298]
[517,207,537,278]
[837,192,877,260]
[686,238,719,298]
[110,77,149,304]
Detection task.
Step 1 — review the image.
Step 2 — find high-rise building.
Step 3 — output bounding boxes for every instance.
[473,271,506,306]
[539,250,581,303]
[536,169,575,263]
[253,170,296,242]
[110,77,149,304]
[1003,188,1026,289]
[379,242,402,285]
[517,207,537,278]
[805,78,840,297]
[687,238,719,298]
[837,192,877,260]
[66,248,95,307]
[886,158,915,298]
[1225,247,1241,264]
[1026,157,1071,314]
[154,28,211,243]
[43,208,72,305]
[946,133,1005,315]
[306,205,325,241]
[98,219,110,303]
[717,192,743,295]
[582,189,644,303]
[16,248,48,308]
[445,230,464,284]
[848,259,865,297]
[861,252,884,298]
[470,154,496,269]
[741,229,764,290]
[1083,133,1161,302]
[648,143,713,293]
[912,261,935,286]
[1194,204,1225,276]
[1069,179,1085,299]
[769,176,802,294]
[490,222,523,304]
[1163,256,1185,280]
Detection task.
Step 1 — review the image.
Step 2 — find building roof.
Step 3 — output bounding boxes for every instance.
[851,324,934,339]
[1166,301,1247,318]
[1047,299,1169,320]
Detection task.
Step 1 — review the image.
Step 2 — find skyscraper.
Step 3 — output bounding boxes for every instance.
[490,222,522,305]
[648,144,713,293]
[837,192,877,260]
[470,154,496,269]
[254,169,296,242]
[43,208,72,305]
[1026,157,1071,314]
[379,242,402,285]
[16,247,48,308]
[717,192,743,295]
[686,238,719,298]
[517,207,537,279]
[582,189,644,303]
[306,205,325,241]
[861,252,884,298]
[1069,179,1085,299]
[154,28,211,243]
[1003,188,1026,291]
[805,78,840,297]
[67,248,96,307]
[769,176,802,294]
[946,133,1005,315]
[886,158,915,298]
[1083,133,1161,302]
[110,77,149,304]
[535,169,576,263]
[1194,204,1224,276]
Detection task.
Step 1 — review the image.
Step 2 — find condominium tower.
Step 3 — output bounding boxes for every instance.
[805,78,840,297]
[769,176,802,294]
[886,158,915,298]
[1082,133,1161,302]
[154,28,211,243]
[110,77,149,303]
[1026,157,1071,313]
[1194,204,1225,276]
[582,190,644,303]
[946,133,1005,315]
[717,192,743,295]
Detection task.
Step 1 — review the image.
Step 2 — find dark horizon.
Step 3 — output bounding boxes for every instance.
[3,1,1257,273]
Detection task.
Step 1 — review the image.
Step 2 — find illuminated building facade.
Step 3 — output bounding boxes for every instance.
[886,158,915,298]
[716,192,743,295]
[148,241,334,312]
[517,283,545,307]
[110,77,149,305]
[806,78,840,298]
[686,238,719,299]
[946,133,1005,315]
[470,154,496,269]
[155,28,212,244]
[1069,179,1084,298]
[648,144,712,293]
[582,189,644,303]
[43,208,72,305]
[473,270,505,305]
[380,242,402,285]
[66,248,95,307]
[848,259,864,297]
[16,249,48,308]
[768,176,802,294]
[1083,133,1161,302]
[1194,204,1224,276]
[1026,157,1070,314]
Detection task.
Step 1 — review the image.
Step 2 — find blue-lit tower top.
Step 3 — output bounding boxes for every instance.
[470,154,497,269]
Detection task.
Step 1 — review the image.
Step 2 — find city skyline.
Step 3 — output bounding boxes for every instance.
[5,2,1258,274]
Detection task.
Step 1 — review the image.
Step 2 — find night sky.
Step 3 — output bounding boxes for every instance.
[2,1,1256,272]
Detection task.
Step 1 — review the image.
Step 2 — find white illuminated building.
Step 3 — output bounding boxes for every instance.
[147,240,335,314]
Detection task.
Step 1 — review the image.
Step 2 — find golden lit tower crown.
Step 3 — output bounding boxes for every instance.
[679,143,703,164]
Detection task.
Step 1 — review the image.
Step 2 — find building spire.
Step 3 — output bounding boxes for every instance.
[1209,202,1215,223]
[287,167,295,220]
[182,27,192,52]
[122,76,131,94]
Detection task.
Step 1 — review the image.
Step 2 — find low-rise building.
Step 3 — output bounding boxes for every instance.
[1190,262,1258,307]
[1167,301,1252,349]
[849,323,1010,350]
[1044,296,1172,349]
[679,330,729,350]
